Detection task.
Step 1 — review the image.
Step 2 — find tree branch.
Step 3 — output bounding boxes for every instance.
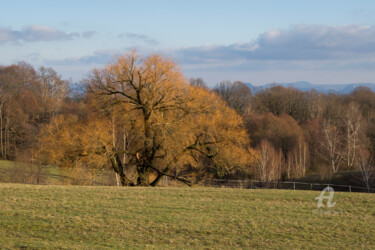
[148,164,191,186]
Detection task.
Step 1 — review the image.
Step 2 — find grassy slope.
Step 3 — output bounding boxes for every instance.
[0,184,374,249]
[0,161,115,185]
[0,160,15,169]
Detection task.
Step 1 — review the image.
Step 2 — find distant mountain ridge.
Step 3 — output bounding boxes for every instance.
[246,81,375,94]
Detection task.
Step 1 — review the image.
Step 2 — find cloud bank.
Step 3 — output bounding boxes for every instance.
[174,24,375,65]
[43,24,375,83]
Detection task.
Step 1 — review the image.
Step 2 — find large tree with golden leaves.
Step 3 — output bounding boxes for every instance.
[38,52,253,186]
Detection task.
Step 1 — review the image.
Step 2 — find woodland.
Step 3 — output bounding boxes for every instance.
[1,52,374,188]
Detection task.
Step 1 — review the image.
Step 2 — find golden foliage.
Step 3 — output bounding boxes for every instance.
[38,52,255,185]
[38,115,113,180]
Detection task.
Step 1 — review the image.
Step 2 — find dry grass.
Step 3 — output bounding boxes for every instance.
[0,184,374,249]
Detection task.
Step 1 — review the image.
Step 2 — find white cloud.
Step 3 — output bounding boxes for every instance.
[255,25,375,55]
[22,25,79,41]
[161,24,375,84]
[172,24,375,64]
[41,24,375,83]
[0,25,94,43]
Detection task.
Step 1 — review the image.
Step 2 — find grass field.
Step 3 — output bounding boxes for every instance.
[0,160,116,186]
[0,184,374,249]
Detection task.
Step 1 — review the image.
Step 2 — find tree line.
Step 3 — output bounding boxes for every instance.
[209,80,375,188]
[1,52,374,187]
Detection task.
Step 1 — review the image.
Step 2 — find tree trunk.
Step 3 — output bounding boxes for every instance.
[136,166,150,186]
[111,154,134,186]
[111,118,120,186]
[0,105,3,158]
[4,116,8,159]
[137,108,153,186]
[150,166,171,186]
[115,173,120,186]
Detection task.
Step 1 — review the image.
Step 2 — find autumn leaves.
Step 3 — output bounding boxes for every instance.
[38,52,253,186]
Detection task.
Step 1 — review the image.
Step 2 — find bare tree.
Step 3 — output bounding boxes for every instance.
[255,140,281,182]
[321,120,344,173]
[342,103,364,171]
[190,78,207,89]
[251,85,310,123]
[0,63,40,159]
[214,81,252,114]
[288,141,308,178]
[38,67,70,122]
[357,152,375,192]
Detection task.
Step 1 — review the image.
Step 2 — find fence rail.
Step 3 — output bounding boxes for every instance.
[1,166,374,193]
[199,179,375,193]
[161,176,375,193]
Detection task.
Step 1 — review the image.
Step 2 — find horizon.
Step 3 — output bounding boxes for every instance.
[247,81,375,86]
[1,1,375,86]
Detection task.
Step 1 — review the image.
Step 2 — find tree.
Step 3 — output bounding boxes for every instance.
[357,151,375,192]
[342,103,364,171]
[321,120,344,173]
[0,63,41,159]
[254,140,281,182]
[244,112,307,179]
[251,85,310,123]
[37,115,118,185]
[347,87,375,156]
[213,81,252,114]
[189,77,207,89]
[38,67,70,123]
[314,102,367,173]
[38,52,253,186]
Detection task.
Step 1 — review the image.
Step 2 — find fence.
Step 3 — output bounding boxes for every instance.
[1,165,374,193]
[201,179,375,193]
[161,176,375,193]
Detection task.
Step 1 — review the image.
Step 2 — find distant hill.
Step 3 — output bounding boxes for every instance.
[246,81,375,94]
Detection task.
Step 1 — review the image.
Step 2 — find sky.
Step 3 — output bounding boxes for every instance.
[1,0,375,86]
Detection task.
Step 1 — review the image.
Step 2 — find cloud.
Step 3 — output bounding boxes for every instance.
[82,31,96,39]
[119,32,158,45]
[172,24,375,65]
[43,25,375,84]
[23,25,79,41]
[164,24,375,84]
[0,25,95,43]
[0,26,18,43]
[45,50,120,66]
[254,24,375,58]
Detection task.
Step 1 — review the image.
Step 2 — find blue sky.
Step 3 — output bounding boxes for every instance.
[1,0,375,85]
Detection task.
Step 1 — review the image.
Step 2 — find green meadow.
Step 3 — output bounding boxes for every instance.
[0,184,374,249]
